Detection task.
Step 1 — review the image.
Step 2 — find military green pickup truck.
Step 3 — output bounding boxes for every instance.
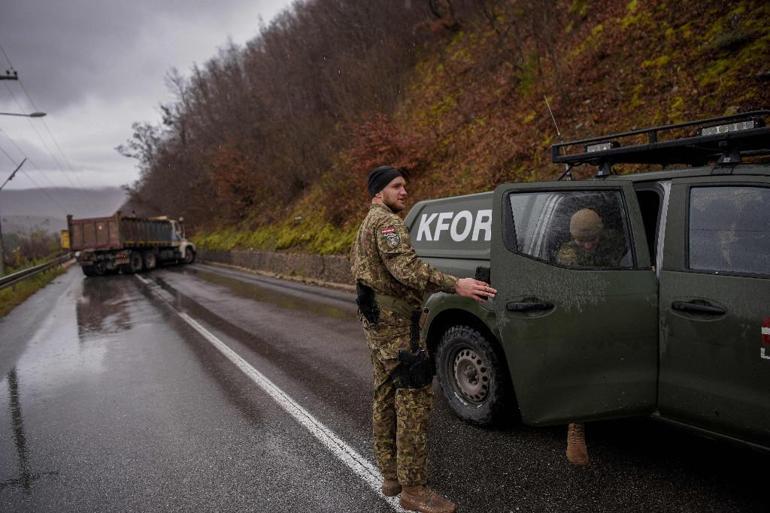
[406,111,770,451]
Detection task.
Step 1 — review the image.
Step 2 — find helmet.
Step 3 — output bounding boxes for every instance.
[570,209,603,240]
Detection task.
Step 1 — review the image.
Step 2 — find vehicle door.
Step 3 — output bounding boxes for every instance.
[658,176,770,447]
[490,181,658,425]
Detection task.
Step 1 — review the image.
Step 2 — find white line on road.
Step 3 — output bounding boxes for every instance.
[135,274,406,512]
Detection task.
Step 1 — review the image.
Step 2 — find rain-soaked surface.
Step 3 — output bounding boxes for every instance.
[0,268,385,513]
[0,264,767,512]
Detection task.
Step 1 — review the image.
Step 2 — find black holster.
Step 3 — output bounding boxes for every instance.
[356,281,379,324]
[393,310,435,389]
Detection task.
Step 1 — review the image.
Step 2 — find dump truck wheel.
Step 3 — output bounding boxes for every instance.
[93,261,107,276]
[81,265,97,277]
[436,325,513,426]
[128,251,144,273]
[143,252,157,271]
[183,248,195,264]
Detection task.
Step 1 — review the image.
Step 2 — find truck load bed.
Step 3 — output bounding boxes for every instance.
[68,213,176,252]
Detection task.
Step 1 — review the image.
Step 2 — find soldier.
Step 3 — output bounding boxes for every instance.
[351,165,495,513]
[556,208,626,269]
[556,208,625,466]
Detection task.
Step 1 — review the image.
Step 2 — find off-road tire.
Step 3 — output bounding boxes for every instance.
[436,325,513,426]
[81,265,97,277]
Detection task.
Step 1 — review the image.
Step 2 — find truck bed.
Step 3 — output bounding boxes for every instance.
[68,213,175,251]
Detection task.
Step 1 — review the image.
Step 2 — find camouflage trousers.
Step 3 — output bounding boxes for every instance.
[362,309,433,487]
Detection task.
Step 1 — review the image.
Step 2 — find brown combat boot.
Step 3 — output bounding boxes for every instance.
[381,478,401,497]
[566,422,589,466]
[400,485,457,513]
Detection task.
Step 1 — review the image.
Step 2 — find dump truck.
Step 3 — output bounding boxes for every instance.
[406,110,770,451]
[67,212,196,277]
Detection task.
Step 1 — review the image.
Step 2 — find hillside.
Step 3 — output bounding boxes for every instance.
[124,0,770,255]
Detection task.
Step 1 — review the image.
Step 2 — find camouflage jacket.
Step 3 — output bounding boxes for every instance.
[556,230,627,268]
[351,203,457,310]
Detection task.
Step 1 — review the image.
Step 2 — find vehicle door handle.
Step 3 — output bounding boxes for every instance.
[671,301,726,316]
[506,301,555,313]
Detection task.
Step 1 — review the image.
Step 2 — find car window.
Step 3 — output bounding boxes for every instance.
[689,186,770,276]
[508,190,633,268]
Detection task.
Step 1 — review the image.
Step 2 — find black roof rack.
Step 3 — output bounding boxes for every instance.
[552,110,770,176]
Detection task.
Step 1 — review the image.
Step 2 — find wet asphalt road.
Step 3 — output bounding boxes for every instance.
[0,263,767,513]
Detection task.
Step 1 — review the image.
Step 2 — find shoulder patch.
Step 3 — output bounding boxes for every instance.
[381,225,400,248]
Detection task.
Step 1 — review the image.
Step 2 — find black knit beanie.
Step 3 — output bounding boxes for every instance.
[367,166,402,197]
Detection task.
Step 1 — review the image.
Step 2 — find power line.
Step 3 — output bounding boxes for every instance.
[0,44,13,70]
[13,79,92,191]
[0,42,100,214]
[0,136,75,213]
[0,143,70,216]
[0,157,25,191]
[17,168,70,215]
[0,91,80,208]
[0,42,92,193]
[0,140,18,165]
[2,82,79,189]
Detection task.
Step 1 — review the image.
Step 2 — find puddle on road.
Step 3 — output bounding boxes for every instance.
[173,267,355,321]
[77,276,134,340]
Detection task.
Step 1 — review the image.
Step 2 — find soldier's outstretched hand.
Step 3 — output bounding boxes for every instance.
[455,278,496,302]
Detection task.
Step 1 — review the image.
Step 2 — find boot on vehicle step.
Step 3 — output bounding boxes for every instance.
[566,422,589,466]
[381,478,401,497]
[400,485,457,513]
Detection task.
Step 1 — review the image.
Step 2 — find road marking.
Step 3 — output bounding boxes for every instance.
[135,275,406,512]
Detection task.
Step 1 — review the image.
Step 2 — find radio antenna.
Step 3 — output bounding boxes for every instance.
[544,95,561,139]
[544,96,573,180]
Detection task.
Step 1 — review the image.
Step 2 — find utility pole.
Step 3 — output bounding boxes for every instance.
[0,67,46,275]
[0,158,27,275]
[0,69,19,274]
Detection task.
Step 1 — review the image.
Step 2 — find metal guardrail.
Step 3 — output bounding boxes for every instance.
[0,253,73,291]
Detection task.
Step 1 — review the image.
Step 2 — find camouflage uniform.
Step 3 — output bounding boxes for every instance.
[556,211,625,466]
[556,230,626,267]
[351,203,457,486]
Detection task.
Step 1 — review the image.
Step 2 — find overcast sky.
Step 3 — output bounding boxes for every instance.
[0,0,293,191]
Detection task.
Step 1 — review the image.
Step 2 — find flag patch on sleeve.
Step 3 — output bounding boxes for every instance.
[381,226,400,248]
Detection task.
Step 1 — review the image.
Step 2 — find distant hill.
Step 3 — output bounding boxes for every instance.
[0,187,127,234]
[1,215,66,234]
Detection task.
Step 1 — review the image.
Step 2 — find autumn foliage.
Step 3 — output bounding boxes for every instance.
[120,0,770,254]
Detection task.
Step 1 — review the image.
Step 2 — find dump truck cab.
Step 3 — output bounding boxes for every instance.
[408,111,770,450]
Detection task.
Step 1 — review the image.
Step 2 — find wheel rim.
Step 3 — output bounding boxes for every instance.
[452,347,490,404]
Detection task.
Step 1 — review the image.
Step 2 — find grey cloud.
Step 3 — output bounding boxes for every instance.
[0,0,292,189]
[0,0,290,113]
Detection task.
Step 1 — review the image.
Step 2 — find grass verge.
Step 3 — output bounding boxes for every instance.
[0,265,66,318]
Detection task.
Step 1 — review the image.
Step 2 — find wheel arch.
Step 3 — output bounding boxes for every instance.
[425,306,521,422]
[425,307,499,356]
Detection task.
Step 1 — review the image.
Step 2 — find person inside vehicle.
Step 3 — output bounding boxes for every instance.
[556,207,626,269]
[555,207,625,466]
